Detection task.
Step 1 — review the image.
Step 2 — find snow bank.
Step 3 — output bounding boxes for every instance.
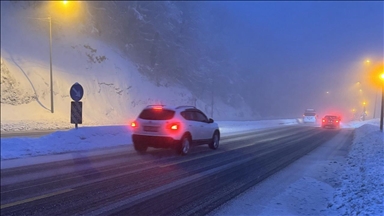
[0,126,132,160]
[327,124,384,215]
[341,118,381,129]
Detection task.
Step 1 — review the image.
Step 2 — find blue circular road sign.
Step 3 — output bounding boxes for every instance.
[70,82,84,102]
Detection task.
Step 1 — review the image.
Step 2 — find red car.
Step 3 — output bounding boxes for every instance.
[321,115,341,129]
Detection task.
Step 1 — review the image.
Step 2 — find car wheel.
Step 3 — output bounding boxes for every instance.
[177,135,191,155]
[209,131,220,150]
[134,142,147,153]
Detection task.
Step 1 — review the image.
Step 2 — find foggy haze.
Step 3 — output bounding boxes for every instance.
[220,1,383,118]
[4,1,383,120]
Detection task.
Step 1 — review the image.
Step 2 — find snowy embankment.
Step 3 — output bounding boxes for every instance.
[328,123,384,215]
[0,119,299,160]
[1,1,256,133]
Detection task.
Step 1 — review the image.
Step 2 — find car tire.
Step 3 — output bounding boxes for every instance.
[134,142,147,153]
[177,135,191,156]
[209,131,220,150]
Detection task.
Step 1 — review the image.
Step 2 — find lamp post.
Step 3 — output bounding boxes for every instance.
[362,102,366,121]
[31,1,71,113]
[367,59,380,119]
[352,108,356,120]
[48,16,54,113]
[27,16,54,113]
[380,73,384,131]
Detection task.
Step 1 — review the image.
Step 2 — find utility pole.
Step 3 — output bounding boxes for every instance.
[373,90,378,119]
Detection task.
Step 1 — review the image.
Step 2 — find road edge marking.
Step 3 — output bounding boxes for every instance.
[1,188,74,209]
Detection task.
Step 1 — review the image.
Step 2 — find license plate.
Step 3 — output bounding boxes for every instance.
[144,126,158,132]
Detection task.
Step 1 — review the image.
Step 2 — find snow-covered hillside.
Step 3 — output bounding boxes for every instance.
[0,1,256,131]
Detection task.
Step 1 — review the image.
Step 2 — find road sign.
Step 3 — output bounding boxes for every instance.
[71,101,83,125]
[70,82,84,102]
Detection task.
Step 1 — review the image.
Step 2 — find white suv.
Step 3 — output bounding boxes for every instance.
[131,105,220,155]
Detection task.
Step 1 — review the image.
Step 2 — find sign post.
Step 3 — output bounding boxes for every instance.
[70,83,84,129]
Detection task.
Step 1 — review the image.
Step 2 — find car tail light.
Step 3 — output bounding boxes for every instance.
[335,120,339,123]
[322,119,325,123]
[153,106,163,110]
[167,122,180,132]
[131,121,137,128]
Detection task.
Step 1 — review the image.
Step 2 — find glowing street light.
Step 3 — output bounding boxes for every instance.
[63,0,68,5]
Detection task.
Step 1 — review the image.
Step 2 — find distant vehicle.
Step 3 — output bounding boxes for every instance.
[131,105,220,155]
[321,115,341,129]
[303,109,318,123]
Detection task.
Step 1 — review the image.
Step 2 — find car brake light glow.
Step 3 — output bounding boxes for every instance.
[153,106,163,110]
[168,122,180,132]
[131,121,137,128]
[322,119,325,123]
[336,120,339,123]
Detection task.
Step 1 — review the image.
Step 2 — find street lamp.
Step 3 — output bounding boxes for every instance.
[362,101,367,121]
[27,15,54,113]
[380,73,384,131]
[351,108,357,120]
[28,1,74,113]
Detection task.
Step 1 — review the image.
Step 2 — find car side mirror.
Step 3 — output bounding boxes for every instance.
[208,118,214,123]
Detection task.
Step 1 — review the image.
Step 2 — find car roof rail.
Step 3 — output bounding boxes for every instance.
[175,105,196,109]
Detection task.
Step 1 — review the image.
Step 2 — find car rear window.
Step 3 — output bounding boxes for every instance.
[138,109,175,120]
[304,112,316,116]
[325,116,338,119]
